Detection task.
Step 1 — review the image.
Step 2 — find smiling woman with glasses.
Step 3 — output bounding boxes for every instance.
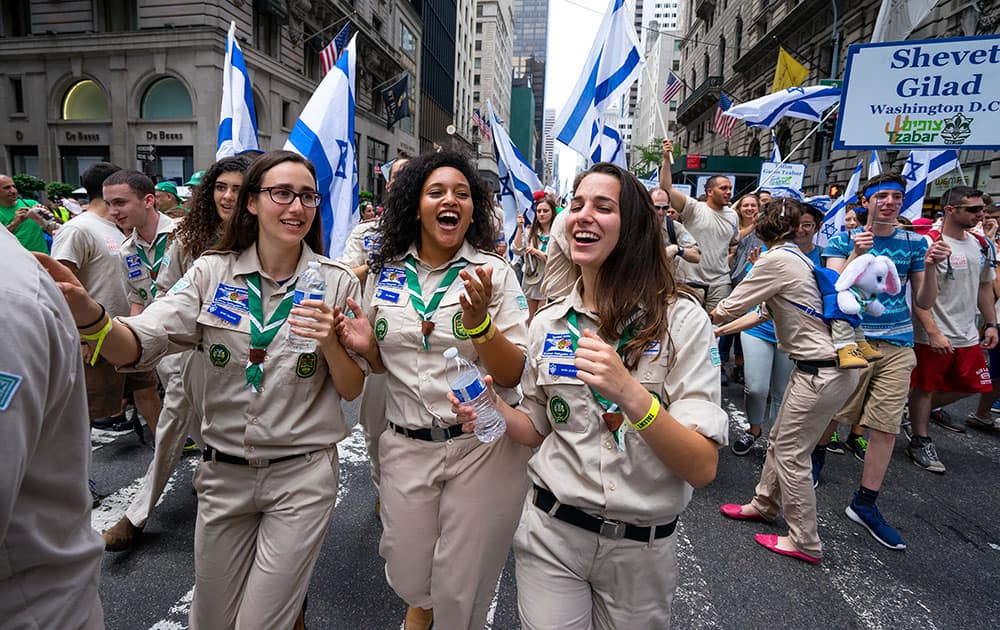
[35,150,368,628]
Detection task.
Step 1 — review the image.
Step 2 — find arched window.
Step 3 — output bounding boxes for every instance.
[141,77,193,119]
[735,17,743,56]
[62,80,110,120]
[719,36,726,73]
[748,138,761,157]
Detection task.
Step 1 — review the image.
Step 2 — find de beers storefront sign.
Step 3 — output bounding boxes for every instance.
[835,35,1000,151]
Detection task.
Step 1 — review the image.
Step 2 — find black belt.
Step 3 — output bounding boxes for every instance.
[203,445,308,468]
[794,359,838,375]
[532,485,676,543]
[388,421,465,443]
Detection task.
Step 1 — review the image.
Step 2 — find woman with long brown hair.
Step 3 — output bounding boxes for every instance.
[513,192,556,319]
[38,150,366,628]
[451,163,727,628]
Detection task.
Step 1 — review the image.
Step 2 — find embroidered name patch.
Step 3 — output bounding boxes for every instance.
[548,362,578,378]
[644,340,662,355]
[207,303,242,326]
[126,254,143,279]
[542,333,575,358]
[213,283,250,312]
[375,288,401,303]
[168,278,190,295]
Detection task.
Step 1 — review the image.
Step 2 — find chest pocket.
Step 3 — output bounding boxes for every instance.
[196,305,250,373]
[536,365,591,434]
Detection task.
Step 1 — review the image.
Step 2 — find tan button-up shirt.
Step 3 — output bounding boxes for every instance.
[120,243,366,460]
[715,243,837,361]
[522,284,728,525]
[539,209,576,300]
[155,231,195,297]
[366,241,529,429]
[0,227,104,629]
[119,213,176,308]
[338,218,380,269]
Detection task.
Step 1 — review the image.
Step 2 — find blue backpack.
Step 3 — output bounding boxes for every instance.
[780,246,861,328]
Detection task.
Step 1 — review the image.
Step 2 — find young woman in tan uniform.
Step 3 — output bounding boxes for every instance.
[512,192,556,319]
[337,149,531,630]
[102,155,253,551]
[712,198,862,563]
[451,163,728,629]
[38,150,366,629]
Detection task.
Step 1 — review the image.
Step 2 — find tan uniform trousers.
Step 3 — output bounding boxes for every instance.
[750,365,860,557]
[379,430,531,629]
[513,493,679,630]
[126,350,203,528]
[359,371,388,489]
[704,282,732,312]
[189,447,339,630]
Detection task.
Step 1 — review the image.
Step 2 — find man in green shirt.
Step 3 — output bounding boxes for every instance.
[0,174,49,253]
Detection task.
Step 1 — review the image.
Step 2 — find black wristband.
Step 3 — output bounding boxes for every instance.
[77,304,107,330]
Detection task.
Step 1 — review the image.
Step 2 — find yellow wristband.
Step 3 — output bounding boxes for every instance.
[466,314,492,337]
[631,394,660,431]
[80,315,113,367]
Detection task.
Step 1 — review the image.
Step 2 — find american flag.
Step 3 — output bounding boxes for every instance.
[661,72,682,104]
[471,109,493,144]
[713,92,738,138]
[320,24,351,75]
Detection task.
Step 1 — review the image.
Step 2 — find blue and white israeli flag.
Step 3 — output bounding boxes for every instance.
[550,0,643,161]
[901,150,960,221]
[284,35,359,258]
[723,85,841,128]
[818,159,863,248]
[488,99,542,255]
[216,21,260,160]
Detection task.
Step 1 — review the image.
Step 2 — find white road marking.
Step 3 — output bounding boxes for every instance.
[91,427,127,451]
[673,521,719,627]
[149,587,193,630]
[91,457,197,534]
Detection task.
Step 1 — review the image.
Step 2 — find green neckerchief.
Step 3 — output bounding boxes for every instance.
[565,309,634,414]
[135,233,169,298]
[538,234,550,253]
[404,254,467,350]
[245,272,297,392]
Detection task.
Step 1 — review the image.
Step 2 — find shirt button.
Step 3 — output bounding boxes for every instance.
[248,446,255,452]
[608,482,616,491]
[251,417,259,425]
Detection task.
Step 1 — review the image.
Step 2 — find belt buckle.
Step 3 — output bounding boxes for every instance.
[429,426,449,442]
[599,518,626,540]
[247,457,269,468]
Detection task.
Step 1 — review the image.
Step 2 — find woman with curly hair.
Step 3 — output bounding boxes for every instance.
[513,192,556,320]
[450,163,727,628]
[336,149,531,630]
[100,155,253,553]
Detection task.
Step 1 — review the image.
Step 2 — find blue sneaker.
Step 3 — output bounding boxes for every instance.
[845,497,906,550]
[991,399,1000,414]
[811,446,826,489]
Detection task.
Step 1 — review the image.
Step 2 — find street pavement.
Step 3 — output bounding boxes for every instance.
[90,384,1000,629]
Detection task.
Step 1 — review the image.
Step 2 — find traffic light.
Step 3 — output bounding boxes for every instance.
[820,112,839,137]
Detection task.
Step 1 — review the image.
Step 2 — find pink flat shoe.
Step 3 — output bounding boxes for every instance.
[754,533,821,564]
[720,503,770,523]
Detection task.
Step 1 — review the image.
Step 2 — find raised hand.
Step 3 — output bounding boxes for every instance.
[459,265,493,331]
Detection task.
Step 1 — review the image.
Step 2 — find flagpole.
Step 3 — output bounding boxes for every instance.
[956,158,969,185]
[641,63,673,165]
[756,104,839,191]
[303,14,358,46]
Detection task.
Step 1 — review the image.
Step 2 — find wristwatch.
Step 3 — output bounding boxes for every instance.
[984,323,998,330]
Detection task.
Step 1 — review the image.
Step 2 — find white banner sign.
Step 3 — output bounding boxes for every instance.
[759,161,806,190]
[836,35,1000,151]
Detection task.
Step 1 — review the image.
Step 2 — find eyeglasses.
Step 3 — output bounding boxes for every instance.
[257,187,322,208]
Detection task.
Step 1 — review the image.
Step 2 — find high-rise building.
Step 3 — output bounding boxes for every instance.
[542,108,555,185]
[419,0,458,153]
[472,0,515,191]
[511,0,548,174]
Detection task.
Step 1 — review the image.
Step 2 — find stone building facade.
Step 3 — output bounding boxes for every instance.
[0,0,421,203]
[675,0,998,199]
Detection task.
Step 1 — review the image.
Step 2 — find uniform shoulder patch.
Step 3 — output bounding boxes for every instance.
[0,371,23,411]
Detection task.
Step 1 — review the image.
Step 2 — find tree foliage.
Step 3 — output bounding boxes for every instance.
[12,174,46,198]
[46,181,76,200]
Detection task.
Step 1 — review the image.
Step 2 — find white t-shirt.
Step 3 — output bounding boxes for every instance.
[678,196,738,286]
[51,211,130,318]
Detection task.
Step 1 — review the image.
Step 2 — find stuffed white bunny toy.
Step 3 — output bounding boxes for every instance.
[830,253,902,368]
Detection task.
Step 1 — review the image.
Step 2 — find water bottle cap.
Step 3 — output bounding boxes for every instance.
[442,347,458,359]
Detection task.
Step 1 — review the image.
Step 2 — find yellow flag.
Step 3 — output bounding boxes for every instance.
[771,47,809,93]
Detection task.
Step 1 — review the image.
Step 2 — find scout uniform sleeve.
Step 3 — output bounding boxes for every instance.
[540,211,578,299]
[674,222,698,248]
[489,261,529,352]
[324,261,371,375]
[154,238,185,298]
[663,299,729,446]
[714,253,789,322]
[118,258,207,370]
[518,336,551,437]
[339,225,367,268]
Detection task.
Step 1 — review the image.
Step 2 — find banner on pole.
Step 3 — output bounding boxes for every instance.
[759,162,806,190]
[836,35,1000,150]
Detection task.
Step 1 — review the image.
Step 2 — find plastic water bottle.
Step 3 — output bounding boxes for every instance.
[287,261,326,353]
[443,347,506,443]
